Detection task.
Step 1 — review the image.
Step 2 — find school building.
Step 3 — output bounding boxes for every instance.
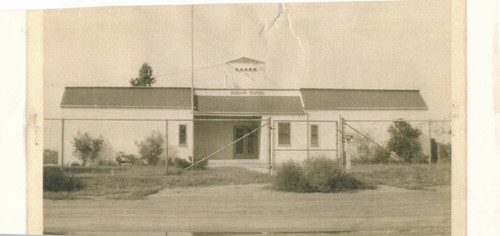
[58,57,429,166]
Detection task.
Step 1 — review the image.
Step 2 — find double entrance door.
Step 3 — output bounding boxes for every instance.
[233,126,260,159]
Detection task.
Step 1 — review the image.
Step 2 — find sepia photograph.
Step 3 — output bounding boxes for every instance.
[26,0,465,235]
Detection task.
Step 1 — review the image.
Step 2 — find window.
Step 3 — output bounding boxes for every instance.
[179,124,187,145]
[278,123,291,145]
[310,124,319,146]
[235,127,244,154]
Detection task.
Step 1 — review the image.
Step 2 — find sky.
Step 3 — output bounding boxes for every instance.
[43,0,451,119]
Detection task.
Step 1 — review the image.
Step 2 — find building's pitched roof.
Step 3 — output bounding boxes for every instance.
[194,96,304,114]
[300,88,428,110]
[61,87,192,108]
[226,57,264,64]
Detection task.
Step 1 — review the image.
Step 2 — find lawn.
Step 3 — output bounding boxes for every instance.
[44,162,451,200]
[350,162,451,189]
[44,166,272,200]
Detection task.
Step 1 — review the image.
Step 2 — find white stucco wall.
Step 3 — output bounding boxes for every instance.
[54,108,193,166]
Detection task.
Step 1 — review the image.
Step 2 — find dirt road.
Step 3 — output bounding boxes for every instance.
[44,184,450,235]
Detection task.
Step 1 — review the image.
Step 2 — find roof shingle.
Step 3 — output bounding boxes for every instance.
[61,87,192,108]
[300,89,428,110]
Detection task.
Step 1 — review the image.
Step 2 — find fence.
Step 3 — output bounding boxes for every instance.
[272,119,339,165]
[43,118,272,168]
[343,119,452,165]
[43,117,451,173]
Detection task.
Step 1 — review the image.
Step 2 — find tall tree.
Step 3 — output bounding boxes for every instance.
[135,130,164,166]
[72,132,104,166]
[387,120,426,163]
[130,63,156,87]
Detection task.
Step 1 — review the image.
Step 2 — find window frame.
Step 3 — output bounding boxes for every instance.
[278,122,291,146]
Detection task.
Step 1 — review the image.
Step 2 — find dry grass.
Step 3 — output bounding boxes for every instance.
[44,166,272,200]
[44,163,450,200]
[350,163,451,189]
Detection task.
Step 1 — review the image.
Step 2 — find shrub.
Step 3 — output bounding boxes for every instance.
[135,130,164,166]
[412,152,430,164]
[273,161,308,192]
[70,162,81,167]
[97,159,118,166]
[115,151,139,166]
[387,121,426,163]
[439,143,452,163]
[273,157,368,193]
[72,131,104,166]
[43,167,84,192]
[371,147,391,164]
[302,157,341,192]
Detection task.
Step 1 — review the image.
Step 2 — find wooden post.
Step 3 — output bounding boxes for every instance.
[165,120,169,175]
[61,119,65,168]
[268,117,273,175]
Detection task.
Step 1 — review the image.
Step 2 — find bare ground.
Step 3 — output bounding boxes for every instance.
[44,183,450,235]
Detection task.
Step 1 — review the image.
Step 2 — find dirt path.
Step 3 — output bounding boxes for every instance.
[44,184,450,235]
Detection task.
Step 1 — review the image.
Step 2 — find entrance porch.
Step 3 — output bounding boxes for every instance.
[193,116,263,160]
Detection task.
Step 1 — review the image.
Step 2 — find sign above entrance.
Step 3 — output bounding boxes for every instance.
[230,90,264,95]
[194,89,301,97]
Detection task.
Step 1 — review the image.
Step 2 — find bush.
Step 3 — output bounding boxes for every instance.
[439,143,452,163]
[135,130,164,166]
[97,159,118,166]
[273,157,368,193]
[371,147,391,164]
[302,157,341,192]
[412,152,430,164]
[72,131,104,166]
[273,161,308,192]
[115,152,139,166]
[387,121,426,163]
[70,162,81,167]
[43,167,84,192]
